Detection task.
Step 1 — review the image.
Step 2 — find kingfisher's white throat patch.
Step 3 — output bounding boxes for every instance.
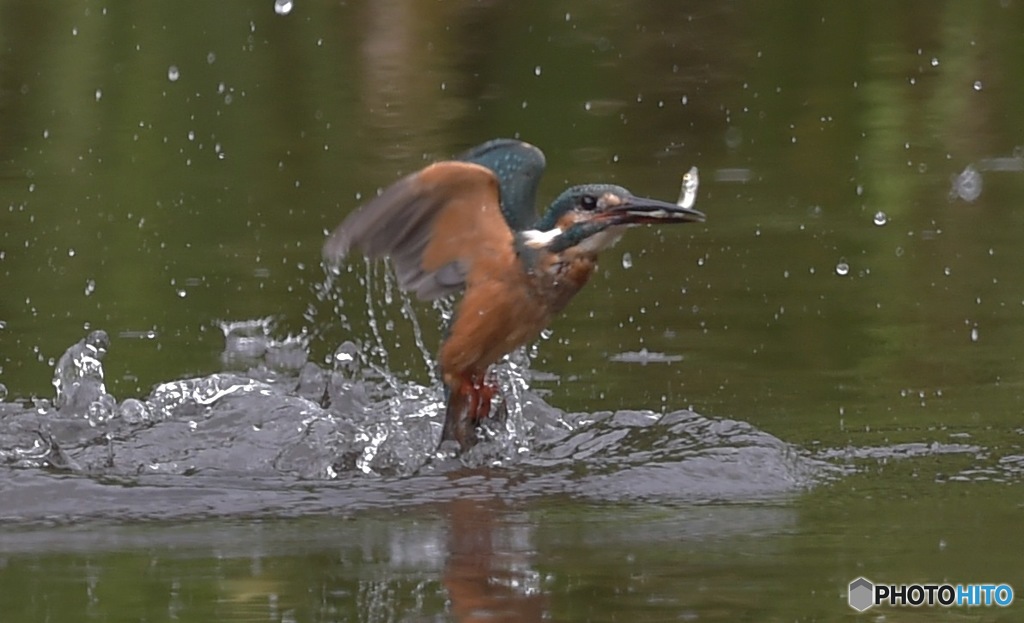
[521,228,562,249]
[521,225,626,253]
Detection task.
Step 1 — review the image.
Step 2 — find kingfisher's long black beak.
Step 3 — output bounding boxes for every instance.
[601,195,706,226]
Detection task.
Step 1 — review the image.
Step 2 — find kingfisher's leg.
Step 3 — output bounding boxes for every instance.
[440,370,498,452]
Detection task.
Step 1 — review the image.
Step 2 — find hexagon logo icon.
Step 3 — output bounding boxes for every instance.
[848,577,874,612]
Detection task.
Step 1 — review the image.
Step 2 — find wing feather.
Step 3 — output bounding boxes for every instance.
[323,162,513,300]
[456,139,546,231]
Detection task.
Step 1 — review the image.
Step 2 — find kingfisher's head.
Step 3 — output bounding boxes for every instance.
[522,184,705,254]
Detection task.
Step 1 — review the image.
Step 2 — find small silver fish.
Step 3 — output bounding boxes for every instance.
[677,166,699,210]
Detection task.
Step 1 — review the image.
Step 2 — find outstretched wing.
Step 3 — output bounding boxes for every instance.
[456,139,546,231]
[323,162,514,300]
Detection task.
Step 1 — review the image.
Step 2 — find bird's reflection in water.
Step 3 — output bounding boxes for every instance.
[444,498,547,623]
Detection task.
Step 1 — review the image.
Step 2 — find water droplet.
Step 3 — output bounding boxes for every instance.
[943,266,951,276]
[835,261,849,276]
[167,65,180,82]
[206,52,217,64]
[534,65,542,76]
[584,101,592,111]
[84,279,96,296]
[118,398,150,424]
[274,0,293,15]
[930,57,940,67]
[177,289,187,298]
[873,211,888,226]
[621,252,633,269]
[95,88,103,102]
[973,80,983,91]
[952,165,982,202]
[970,327,979,342]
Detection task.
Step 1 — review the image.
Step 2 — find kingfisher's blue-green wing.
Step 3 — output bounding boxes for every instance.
[455,139,546,231]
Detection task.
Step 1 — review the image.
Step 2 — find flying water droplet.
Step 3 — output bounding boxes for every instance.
[84,279,96,296]
[274,0,293,15]
[873,211,888,226]
[972,80,983,91]
[835,261,850,276]
[621,252,633,269]
[970,326,979,342]
[951,165,982,202]
[167,65,180,82]
[534,65,542,76]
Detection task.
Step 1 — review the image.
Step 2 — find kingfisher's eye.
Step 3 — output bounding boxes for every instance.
[580,195,598,211]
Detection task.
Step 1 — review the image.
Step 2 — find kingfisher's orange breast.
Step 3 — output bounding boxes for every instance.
[438,249,598,385]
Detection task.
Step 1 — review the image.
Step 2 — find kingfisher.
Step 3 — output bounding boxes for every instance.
[323,139,704,452]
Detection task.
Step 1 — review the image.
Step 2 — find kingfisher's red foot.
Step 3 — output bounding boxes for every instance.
[441,372,500,452]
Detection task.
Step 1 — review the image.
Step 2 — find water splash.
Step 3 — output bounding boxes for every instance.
[220,317,309,373]
[608,349,683,364]
[52,330,111,417]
